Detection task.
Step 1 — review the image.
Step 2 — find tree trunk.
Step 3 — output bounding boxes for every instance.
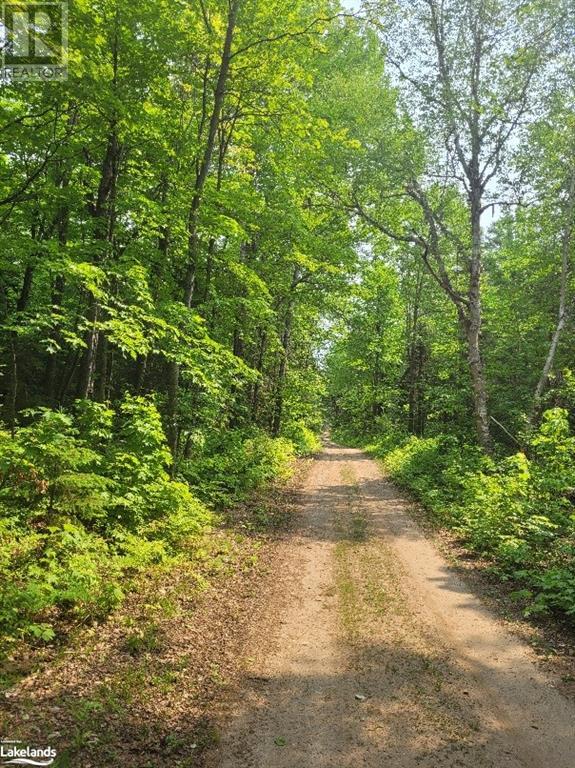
[44,149,72,405]
[4,264,35,429]
[467,128,491,451]
[371,322,383,419]
[251,329,267,421]
[95,333,109,402]
[133,354,148,394]
[166,0,240,456]
[76,20,121,402]
[464,311,490,451]
[405,265,426,435]
[76,298,101,399]
[166,357,180,464]
[531,169,575,422]
[182,0,239,307]
[271,307,292,437]
[76,127,121,399]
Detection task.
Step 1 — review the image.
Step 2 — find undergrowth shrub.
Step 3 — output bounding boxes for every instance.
[1,400,312,652]
[281,420,322,455]
[0,396,212,652]
[372,408,575,619]
[370,434,487,521]
[0,519,123,645]
[181,428,296,508]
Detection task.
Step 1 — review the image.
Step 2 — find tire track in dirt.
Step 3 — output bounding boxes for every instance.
[207,444,575,768]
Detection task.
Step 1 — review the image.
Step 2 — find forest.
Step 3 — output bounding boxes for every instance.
[1,0,575,659]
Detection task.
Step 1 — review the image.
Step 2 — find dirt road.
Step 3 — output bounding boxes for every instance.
[208,444,575,768]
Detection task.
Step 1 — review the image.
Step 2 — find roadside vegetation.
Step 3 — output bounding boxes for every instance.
[0,396,304,657]
[364,410,575,618]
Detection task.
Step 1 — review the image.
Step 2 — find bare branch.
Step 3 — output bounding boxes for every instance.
[230,12,360,59]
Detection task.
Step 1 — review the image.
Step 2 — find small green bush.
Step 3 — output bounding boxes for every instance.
[281,420,322,455]
[138,480,212,549]
[0,520,124,643]
[181,428,295,508]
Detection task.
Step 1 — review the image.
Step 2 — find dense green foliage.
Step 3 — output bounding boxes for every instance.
[1,0,575,647]
[0,397,302,650]
[0,396,210,646]
[367,409,575,616]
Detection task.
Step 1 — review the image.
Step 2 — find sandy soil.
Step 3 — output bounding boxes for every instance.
[207,444,575,768]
